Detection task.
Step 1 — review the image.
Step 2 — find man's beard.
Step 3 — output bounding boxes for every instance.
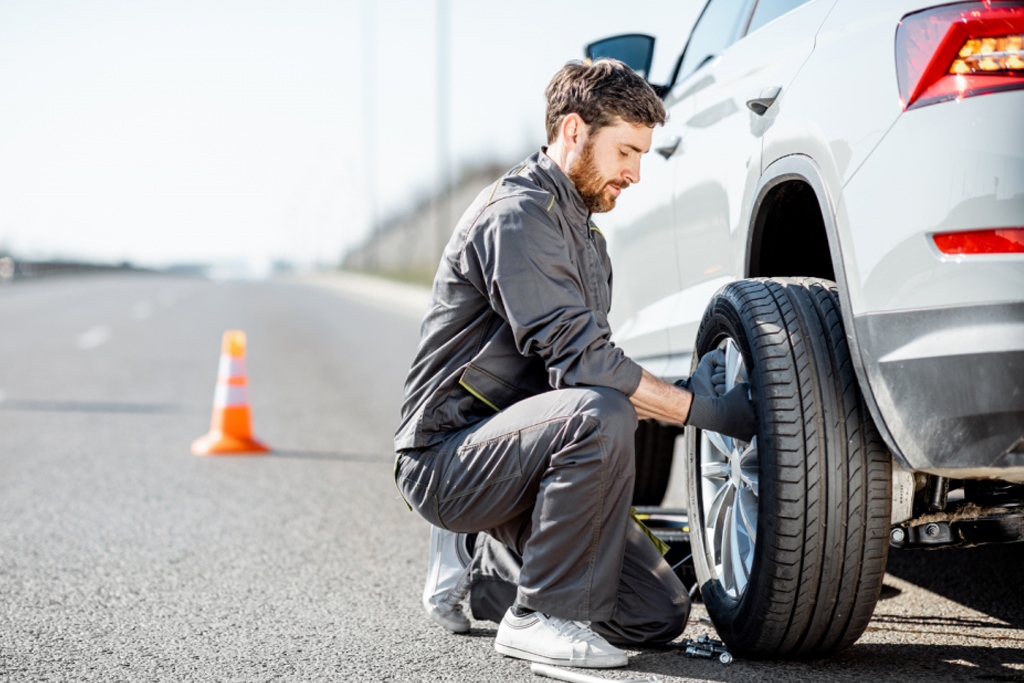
[568,141,628,214]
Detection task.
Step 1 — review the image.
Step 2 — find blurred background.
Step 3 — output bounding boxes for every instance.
[0,0,703,284]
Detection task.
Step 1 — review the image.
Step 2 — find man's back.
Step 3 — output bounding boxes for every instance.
[395,150,640,452]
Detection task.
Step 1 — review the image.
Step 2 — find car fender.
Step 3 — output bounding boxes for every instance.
[748,154,911,469]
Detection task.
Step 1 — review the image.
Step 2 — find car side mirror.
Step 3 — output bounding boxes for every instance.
[585,34,666,97]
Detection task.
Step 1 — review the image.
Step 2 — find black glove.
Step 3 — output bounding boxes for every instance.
[711,365,727,396]
[686,382,756,442]
[675,348,726,398]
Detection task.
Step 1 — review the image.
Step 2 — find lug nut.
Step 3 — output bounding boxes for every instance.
[719,652,733,664]
[890,527,905,544]
[925,523,940,538]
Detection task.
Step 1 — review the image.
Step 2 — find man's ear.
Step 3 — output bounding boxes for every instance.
[560,113,586,153]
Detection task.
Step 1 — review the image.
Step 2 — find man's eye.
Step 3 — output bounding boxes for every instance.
[619,150,628,157]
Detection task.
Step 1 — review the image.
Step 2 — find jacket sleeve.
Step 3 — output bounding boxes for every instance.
[459,196,642,397]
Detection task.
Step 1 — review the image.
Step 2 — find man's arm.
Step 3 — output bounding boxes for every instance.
[631,363,757,442]
[629,368,692,423]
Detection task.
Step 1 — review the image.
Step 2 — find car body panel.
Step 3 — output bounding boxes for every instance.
[854,301,1024,481]
[600,106,691,361]
[761,1,920,185]
[840,91,1024,314]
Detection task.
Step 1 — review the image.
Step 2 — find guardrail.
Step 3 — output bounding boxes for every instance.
[0,257,145,282]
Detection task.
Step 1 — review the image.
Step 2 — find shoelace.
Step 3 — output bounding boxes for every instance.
[550,616,602,646]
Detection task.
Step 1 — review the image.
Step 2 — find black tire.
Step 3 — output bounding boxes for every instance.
[685,277,891,658]
[632,419,678,506]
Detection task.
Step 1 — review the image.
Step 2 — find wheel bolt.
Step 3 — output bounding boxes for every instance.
[925,523,940,538]
[890,528,905,544]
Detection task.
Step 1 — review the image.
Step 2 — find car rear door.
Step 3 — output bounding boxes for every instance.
[665,0,838,360]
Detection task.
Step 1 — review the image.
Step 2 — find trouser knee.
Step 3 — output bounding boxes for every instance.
[643,605,689,644]
[576,386,637,466]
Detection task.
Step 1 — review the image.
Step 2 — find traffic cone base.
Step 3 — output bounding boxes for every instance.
[191,431,269,455]
[192,330,270,456]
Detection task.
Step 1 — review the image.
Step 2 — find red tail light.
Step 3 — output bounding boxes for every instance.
[933,227,1024,254]
[896,1,1024,110]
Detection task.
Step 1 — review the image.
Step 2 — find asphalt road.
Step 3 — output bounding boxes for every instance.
[1,273,1022,682]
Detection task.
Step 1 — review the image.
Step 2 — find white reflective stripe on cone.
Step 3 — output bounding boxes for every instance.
[217,356,246,379]
[214,383,249,407]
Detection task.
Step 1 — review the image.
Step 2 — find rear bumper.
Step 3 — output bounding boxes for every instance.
[854,301,1024,476]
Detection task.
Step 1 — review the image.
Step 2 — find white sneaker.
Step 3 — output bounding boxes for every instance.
[422,526,473,633]
[494,608,628,668]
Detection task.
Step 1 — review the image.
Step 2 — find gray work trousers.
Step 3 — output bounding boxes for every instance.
[396,387,689,644]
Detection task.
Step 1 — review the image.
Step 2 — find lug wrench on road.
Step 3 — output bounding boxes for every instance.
[531,662,663,683]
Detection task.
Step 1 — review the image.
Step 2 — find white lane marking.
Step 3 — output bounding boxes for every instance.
[132,302,154,320]
[77,325,111,350]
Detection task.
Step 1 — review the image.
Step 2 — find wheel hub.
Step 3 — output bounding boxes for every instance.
[698,337,758,601]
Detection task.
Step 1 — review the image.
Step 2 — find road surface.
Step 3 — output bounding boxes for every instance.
[1,273,1021,682]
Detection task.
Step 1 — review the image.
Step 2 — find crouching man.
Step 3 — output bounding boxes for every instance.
[394,59,756,669]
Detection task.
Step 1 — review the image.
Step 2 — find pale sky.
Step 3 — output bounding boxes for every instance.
[0,1,703,272]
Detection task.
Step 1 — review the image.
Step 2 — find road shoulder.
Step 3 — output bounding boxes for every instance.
[289,271,431,321]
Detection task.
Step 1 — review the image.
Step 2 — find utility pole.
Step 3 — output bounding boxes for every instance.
[436,0,451,265]
[362,0,378,272]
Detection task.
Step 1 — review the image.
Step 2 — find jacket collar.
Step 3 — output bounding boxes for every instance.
[531,148,591,226]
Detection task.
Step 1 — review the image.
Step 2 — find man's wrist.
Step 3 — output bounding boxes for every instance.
[685,392,710,429]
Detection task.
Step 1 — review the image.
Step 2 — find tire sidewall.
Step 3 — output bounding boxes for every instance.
[685,286,769,645]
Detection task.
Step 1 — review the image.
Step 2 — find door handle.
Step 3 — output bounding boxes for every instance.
[655,135,681,159]
[746,86,782,116]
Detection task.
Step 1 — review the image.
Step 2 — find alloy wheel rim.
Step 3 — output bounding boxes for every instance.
[699,337,758,601]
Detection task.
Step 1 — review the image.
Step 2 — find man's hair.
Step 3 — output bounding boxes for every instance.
[544,59,666,144]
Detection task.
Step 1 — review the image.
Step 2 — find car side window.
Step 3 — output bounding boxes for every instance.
[745,0,812,36]
[676,0,757,82]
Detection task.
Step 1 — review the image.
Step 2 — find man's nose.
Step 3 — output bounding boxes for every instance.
[624,159,640,184]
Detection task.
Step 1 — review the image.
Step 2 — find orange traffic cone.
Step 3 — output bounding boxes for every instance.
[191,330,270,455]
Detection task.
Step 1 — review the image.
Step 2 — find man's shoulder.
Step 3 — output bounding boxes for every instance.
[476,166,557,227]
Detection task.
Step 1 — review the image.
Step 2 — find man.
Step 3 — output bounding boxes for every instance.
[395,59,755,669]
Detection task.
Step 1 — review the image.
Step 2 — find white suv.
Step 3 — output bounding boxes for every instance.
[590,0,1024,658]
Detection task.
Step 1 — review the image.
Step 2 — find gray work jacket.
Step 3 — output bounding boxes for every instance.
[394,150,643,452]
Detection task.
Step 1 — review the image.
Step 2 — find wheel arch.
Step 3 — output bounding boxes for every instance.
[745,154,911,470]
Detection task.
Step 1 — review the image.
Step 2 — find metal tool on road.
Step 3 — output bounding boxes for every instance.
[530,662,663,683]
[191,330,270,456]
[680,637,733,664]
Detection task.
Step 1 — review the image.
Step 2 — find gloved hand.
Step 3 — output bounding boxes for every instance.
[685,382,757,442]
[711,364,727,396]
[675,348,726,398]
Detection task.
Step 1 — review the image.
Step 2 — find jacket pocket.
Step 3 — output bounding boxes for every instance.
[459,363,534,413]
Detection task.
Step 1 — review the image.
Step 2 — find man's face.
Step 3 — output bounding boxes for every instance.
[567,119,652,214]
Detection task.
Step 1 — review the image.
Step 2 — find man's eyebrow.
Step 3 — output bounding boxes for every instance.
[622,144,644,153]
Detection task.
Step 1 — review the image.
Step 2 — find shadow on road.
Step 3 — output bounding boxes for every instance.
[625,643,1024,683]
[886,542,1024,629]
[618,542,1024,682]
[0,399,185,413]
